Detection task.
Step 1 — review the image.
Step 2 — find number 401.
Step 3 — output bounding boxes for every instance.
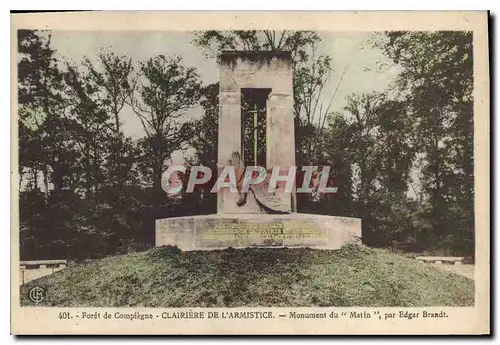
[58,312,71,319]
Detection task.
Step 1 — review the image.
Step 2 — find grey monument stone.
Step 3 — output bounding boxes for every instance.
[156,51,362,250]
[218,51,295,214]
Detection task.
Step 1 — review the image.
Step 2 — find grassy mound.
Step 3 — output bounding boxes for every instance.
[20,244,474,307]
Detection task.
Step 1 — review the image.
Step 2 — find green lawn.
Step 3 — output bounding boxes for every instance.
[20,244,474,307]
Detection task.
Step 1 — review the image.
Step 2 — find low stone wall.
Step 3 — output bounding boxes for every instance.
[156,214,361,251]
[20,260,68,285]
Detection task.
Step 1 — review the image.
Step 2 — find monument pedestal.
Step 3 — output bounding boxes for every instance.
[155,214,361,251]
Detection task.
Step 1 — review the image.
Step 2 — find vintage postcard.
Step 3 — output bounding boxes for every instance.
[11,11,490,335]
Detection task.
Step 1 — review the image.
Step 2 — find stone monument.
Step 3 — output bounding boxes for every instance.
[156,51,362,250]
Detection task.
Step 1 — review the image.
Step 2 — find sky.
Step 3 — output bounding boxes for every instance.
[47,31,399,134]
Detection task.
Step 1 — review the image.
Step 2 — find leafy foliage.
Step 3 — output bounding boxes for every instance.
[378,31,474,254]
[18,32,202,259]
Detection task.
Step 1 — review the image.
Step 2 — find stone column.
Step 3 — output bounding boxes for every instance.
[266,93,295,168]
[266,92,296,212]
[217,92,241,214]
[218,92,241,165]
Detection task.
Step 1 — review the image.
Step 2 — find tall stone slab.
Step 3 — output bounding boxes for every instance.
[218,91,241,166]
[218,51,295,214]
[266,92,295,168]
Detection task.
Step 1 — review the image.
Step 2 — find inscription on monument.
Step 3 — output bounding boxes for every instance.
[195,219,328,248]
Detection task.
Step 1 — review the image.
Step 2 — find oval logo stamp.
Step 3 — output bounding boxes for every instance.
[28,286,46,304]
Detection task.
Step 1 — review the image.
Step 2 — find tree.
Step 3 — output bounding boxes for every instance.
[338,92,416,246]
[294,50,336,165]
[18,30,80,259]
[77,51,146,253]
[378,31,474,254]
[189,83,219,167]
[63,62,111,201]
[18,31,148,259]
[130,55,202,210]
[83,50,136,188]
[181,83,221,215]
[18,30,69,197]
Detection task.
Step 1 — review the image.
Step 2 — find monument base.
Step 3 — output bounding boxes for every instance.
[155,213,361,251]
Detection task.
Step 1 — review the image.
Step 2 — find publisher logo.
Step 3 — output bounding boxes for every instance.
[28,286,46,304]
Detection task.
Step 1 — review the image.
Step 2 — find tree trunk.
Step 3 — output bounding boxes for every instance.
[43,166,49,202]
[114,107,122,188]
